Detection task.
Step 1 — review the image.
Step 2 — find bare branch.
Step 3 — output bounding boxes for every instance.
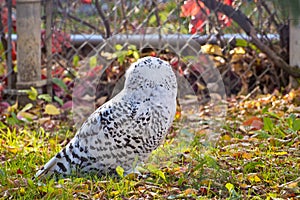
[56,0,103,34]
[67,13,103,34]
[95,0,111,38]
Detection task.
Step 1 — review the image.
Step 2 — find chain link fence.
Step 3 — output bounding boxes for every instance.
[0,0,291,106]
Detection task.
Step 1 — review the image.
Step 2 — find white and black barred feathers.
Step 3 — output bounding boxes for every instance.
[34,56,177,179]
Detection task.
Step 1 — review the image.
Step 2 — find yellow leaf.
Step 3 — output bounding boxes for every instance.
[222,134,231,141]
[232,47,246,54]
[239,183,250,189]
[27,87,38,101]
[287,182,299,188]
[200,179,211,186]
[20,187,25,195]
[6,146,22,154]
[93,191,105,199]
[110,191,120,196]
[254,175,261,182]
[288,90,296,101]
[236,173,243,182]
[17,111,36,120]
[89,56,97,68]
[116,166,124,178]
[100,51,116,60]
[230,54,244,63]
[49,138,57,146]
[175,111,181,120]
[248,174,261,182]
[63,77,72,83]
[268,151,288,156]
[13,64,18,72]
[133,51,140,60]
[184,188,197,196]
[225,183,234,191]
[21,103,33,112]
[267,193,277,200]
[8,101,18,112]
[242,152,253,159]
[44,104,60,115]
[37,117,51,124]
[201,44,222,56]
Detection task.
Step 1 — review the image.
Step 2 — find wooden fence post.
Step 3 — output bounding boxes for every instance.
[16,0,46,105]
[45,0,53,97]
[290,19,300,68]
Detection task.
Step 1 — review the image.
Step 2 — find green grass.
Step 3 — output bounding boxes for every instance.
[0,92,300,199]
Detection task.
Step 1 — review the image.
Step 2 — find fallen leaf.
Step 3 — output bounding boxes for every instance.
[230,47,246,55]
[247,174,261,183]
[0,101,10,113]
[243,116,263,130]
[19,187,25,195]
[17,111,37,121]
[7,101,18,112]
[26,87,38,101]
[225,183,234,191]
[110,191,120,196]
[116,166,124,178]
[17,168,23,175]
[20,103,33,112]
[242,152,253,159]
[287,182,299,188]
[232,152,242,159]
[175,111,181,120]
[268,151,288,156]
[201,44,223,56]
[184,188,197,196]
[61,101,73,110]
[44,104,60,115]
[37,117,51,124]
[239,183,250,189]
[6,146,22,154]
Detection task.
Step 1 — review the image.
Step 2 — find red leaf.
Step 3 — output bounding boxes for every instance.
[181,0,233,33]
[243,116,263,130]
[150,51,157,57]
[199,186,208,195]
[51,67,64,77]
[81,0,92,3]
[0,101,10,113]
[190,12,208,33]
[11,42,17,61]
[181,0,203,17]
[61,101,73,110]
[41,29,71,54]
[87,65,103,77]
[1,6,17,32]
[17,168,23,175]
[43,120,56,131]
[224,0,233,5]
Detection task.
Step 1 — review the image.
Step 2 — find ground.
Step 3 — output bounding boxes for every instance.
[0,89,299,199]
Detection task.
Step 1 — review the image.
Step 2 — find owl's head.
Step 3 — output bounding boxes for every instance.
[124,56,177,92]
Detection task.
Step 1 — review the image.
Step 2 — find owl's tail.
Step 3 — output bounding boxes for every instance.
[34,156,59,179]
[34,147,73,180]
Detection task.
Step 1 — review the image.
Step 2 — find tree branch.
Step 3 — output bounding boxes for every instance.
[95,0,111,38]
[56,1,103,34]
[200,0,300,77]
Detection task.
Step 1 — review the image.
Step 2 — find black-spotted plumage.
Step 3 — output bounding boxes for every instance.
[35,56,177,179]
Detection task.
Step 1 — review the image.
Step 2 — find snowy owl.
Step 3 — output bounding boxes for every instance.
[35,56,177,179]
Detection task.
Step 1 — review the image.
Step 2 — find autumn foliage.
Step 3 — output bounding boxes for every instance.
[181,0,233,33]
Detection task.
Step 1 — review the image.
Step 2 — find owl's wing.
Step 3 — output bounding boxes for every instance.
[76,98,154,169]
[34,98,139,178]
